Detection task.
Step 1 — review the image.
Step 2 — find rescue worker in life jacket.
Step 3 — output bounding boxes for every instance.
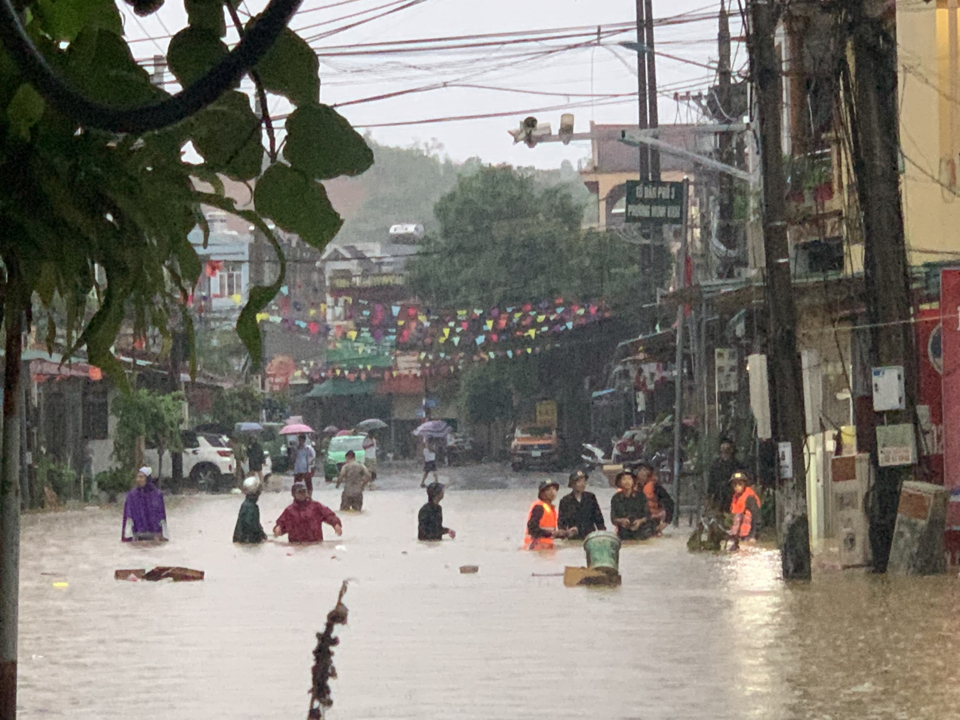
[525,480,576,549]
[729,471,761,550]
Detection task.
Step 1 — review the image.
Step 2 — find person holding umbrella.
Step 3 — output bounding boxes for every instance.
[414,421,450,487]
[292,434,317,497]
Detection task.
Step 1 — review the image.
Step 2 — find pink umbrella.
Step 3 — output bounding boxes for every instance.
[335,429,353,436]
[279,423,313,435]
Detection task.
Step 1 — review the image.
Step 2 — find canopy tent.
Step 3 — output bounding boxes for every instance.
[303,379,379,399]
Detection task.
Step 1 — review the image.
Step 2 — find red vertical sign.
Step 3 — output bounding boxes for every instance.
[940,270,960,533]
[916,308,943,486]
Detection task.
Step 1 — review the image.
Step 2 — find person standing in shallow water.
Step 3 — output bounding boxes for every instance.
[233,477,267,544]
[418,482,456,541]
[121,467,169,542]
[292,434,317,497]
[525,480,575,549]
[557,469,606,540]
[274,482,342,543]
[609,471,650,541]
[337,450,372,512]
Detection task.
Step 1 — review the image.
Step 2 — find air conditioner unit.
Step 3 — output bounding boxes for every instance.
[793,237,844,275]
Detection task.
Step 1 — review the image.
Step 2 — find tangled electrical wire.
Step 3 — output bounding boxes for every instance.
[0,0,302,133]
[308,581,350,720]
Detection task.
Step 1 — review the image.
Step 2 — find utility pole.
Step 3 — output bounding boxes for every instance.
[644,0,660,180]
[635,0,650,182]
[846,2,917,573]
[717,0,737,265]
[748,0,811,580]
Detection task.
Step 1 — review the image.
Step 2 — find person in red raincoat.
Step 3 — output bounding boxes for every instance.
[274,482,343,543]
[729,471,761,550]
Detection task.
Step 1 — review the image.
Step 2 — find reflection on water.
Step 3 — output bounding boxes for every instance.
[15,478,960,719]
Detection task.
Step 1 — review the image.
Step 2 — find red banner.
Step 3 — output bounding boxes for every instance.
[940,269,960,530]
[916,308,943,485]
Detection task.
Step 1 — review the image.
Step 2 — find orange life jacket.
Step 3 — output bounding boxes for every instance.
[525,500,557,549]
[730,486,761,538]
[642,480,661,516]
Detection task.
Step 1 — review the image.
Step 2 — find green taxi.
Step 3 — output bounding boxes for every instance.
[324,435,367,481]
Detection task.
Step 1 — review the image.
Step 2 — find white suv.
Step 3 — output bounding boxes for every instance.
[144,431,235,491]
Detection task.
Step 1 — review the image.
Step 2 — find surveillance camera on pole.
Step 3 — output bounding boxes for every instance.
[508,116,552,148]
[558,113,575,145]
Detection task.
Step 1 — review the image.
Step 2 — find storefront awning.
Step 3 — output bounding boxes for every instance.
[303,379,378,398]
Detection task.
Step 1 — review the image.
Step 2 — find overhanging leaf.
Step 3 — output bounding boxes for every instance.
[283,104,374,181]
[167,27,229,87]
[36,0,122,42]
[254,164,343,249]
[189,91,263,180]
[196,192,286,369]
[186,0,226,37]
[7,84,45,141]
[254,28,319,106]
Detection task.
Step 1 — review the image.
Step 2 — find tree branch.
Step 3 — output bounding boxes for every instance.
[226,1,278,163]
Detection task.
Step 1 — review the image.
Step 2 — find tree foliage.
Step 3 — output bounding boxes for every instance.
[1,0,373,381]
[210,385,262,429]
[406,165,586,307]
[112,389,185,473]
[333,140,461,246]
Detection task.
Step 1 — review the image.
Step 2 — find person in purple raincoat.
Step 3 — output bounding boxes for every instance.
[122,467,169,542]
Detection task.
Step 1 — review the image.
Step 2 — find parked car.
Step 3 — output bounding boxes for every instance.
[144,430,236,492]
[240,451,272,482]
[510,425,560,471]
[323,435,366,481]
[446,432,480,465]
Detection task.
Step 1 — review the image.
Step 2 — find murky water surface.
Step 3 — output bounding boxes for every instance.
[16,465,960,719]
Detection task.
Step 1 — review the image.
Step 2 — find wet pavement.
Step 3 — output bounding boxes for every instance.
[16,462,960,719]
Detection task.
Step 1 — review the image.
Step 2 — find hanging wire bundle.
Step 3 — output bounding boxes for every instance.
[308,581,350,720]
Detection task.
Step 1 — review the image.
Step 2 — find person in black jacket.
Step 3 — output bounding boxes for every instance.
[418,482,456,541]
[707,438,743,512]
[558,470,606,540]
[610,471,651,540]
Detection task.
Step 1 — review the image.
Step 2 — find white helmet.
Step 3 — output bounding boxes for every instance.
[242,476,261,495]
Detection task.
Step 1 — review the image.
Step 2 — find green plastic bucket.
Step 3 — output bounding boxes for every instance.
[583,530,621,574]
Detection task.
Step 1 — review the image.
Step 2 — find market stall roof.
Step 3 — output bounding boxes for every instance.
[303,379,378,398]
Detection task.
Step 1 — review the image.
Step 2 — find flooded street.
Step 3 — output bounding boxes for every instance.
[16,464,960,720]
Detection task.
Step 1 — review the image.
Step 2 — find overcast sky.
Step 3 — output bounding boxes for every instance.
[124,0,744,168]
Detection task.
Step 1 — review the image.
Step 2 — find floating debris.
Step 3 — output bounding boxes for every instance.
[308,581,349,719]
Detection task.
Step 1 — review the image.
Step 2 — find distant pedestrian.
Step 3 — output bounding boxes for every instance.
[728,472,761,550]
[525,480,574,550]
[273,482,342,543]
[421,440,438,487]
[633,463,674,535]
[122,467,169,542]
[707,437,743,512]
[247,438,265,484]
[610,471,651,541]
[233,477,267,544]
[418,482,456,541]
[292,434,317,497]
[362,434,378,479]
[336,450,372,511]
[558,470,606,539]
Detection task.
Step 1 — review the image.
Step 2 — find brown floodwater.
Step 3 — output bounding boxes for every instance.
[15,466,960,719]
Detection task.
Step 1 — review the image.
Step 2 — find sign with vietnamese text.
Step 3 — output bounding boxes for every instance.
[536,400,558,429]
[625,181,685,225]
[877,424,916,467]
[715,348,738,393]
